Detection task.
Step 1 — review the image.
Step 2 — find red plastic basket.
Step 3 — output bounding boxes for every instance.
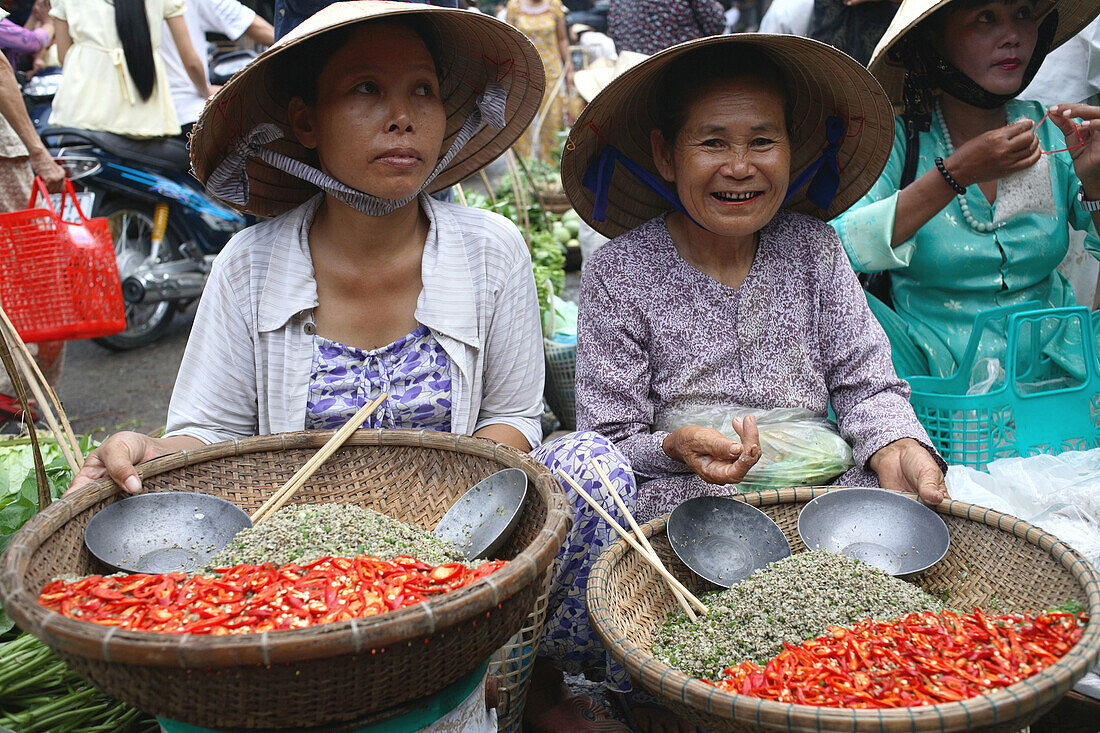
[0,177,125,342]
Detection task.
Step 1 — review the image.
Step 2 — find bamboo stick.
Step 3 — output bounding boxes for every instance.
[556,469,707,615]
[6,343,80,474]
[0,327,49,509]
[0,315,81,474]
[478,170,496,206]
[251,394,387,524]
[0,305,83,466]
[589,459,697,622]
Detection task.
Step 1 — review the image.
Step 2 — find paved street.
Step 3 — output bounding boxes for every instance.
[57,310,195,439]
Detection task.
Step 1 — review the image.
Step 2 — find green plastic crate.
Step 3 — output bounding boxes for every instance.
[908,302,1100,469]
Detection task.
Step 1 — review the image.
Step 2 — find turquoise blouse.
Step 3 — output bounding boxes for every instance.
[830,100,1100,379]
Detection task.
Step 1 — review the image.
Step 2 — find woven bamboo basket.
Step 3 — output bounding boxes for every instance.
[0,430,572,729]
[534,183,573,215]
[587,486,1100,733]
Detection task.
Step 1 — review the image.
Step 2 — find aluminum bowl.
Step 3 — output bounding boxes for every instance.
[797,487,949,575]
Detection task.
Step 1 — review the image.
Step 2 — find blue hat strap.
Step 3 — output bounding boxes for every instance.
[582,145,692,223]
[782,115,845,210]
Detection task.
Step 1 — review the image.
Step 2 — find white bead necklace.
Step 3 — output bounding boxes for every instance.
[933,101,1003,233]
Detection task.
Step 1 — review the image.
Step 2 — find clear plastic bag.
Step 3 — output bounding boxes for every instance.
[655,405,855,490]
[944,448,1100,568]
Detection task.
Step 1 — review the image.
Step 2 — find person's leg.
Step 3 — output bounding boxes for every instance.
[529,432,696,733]
[526,430,634,732]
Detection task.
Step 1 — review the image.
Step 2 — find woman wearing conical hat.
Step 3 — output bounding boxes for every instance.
[831,0,1100,380]
[67,3,643,730]
[562,34,950,728]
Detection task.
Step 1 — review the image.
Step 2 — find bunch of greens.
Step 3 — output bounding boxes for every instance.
[463,170,571,336]
[0,633,156,733]
[0,434,96,635]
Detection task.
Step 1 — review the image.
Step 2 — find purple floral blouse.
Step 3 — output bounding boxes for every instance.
[576,211,942,521]
[304,325,452,432]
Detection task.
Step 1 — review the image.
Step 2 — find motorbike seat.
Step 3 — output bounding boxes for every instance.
[41,128,191,173]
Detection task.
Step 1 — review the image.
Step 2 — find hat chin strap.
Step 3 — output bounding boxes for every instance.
[206,82,508,216]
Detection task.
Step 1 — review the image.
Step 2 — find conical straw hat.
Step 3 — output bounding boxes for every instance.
[869,0,1100,107]
[561,34,896,239]
[190,0,545,218]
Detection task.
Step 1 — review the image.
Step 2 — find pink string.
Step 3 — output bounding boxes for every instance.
[1032,109,1087,155]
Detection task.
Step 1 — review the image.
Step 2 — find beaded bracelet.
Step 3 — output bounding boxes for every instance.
[934,157,967,196]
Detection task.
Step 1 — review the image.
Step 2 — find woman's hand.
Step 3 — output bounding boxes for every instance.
[1047,103,1100,195]
[868,438,948,505]
[662,416,761,485]
[30,150,66,193]
[68,432,201,496]
[945,119,1040,188]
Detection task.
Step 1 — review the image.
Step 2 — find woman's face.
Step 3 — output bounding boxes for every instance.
[289,22,447,201]
[937,0,1039,95]
[652,77,791,240]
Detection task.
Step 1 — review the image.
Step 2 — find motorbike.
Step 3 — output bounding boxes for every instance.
[19,54,255,351]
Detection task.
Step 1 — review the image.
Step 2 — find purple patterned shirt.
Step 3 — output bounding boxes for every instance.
[304,325,452,431]
[576,211,941,521]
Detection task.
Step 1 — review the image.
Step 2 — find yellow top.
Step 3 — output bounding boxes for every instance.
[49,0,186,137]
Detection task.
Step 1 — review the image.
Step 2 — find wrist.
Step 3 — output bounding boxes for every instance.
[28,146,53,164]
[661,430,681,462]
[942,153,973,187]
[936,155,968,193]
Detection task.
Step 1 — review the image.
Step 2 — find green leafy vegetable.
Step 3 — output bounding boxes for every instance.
[0,434,97,635]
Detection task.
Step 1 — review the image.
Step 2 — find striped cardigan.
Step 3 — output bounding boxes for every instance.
[165,194,544,448]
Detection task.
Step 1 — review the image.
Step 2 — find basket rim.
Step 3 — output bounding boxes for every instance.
[0,429,572,667]
[586,486,1100,729]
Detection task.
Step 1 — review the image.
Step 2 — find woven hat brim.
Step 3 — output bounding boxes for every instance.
[869,0,1100,108]
[561,34,896,240]
[189,0,545,218]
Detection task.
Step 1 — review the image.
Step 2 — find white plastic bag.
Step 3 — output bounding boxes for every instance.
[945,448,1100,568]
[655,405,855,490]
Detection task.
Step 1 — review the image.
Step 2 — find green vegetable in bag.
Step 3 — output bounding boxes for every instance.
[655,405,855,490]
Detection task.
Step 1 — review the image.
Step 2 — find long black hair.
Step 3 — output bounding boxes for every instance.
[113,0,156,101]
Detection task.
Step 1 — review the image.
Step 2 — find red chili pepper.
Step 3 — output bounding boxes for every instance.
[39,555,507,636]
[706,609,1086,709]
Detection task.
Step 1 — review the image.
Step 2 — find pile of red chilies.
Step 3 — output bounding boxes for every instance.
[38,555,506,635]
[709,608,1086,708]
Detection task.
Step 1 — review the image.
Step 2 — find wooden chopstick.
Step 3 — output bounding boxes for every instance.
[250,394,387,524]
[589,459,698,622]
[556,469,708,615]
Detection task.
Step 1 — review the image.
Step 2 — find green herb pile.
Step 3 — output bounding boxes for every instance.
[652,550,944,679]
[209,503,466,569]
[0,634,156,732]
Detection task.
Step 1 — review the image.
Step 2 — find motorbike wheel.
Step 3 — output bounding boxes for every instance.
[93,200,179,351]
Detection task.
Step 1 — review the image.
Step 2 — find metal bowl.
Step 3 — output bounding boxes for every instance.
[433,468,528,560]
[666,496,791,587]
[797,488,950,575]
[84,491,252,574]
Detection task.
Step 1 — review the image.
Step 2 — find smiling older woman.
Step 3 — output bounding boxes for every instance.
[562,35,950,527]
